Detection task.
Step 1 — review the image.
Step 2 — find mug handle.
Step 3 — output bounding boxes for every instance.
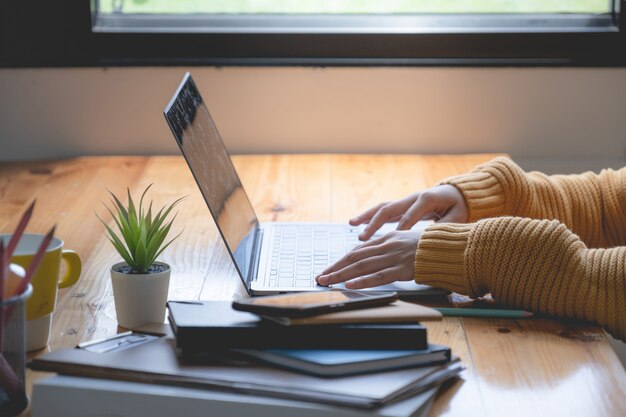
[59,250,82,288]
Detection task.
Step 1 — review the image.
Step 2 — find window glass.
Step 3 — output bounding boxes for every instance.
[98,0,611,15]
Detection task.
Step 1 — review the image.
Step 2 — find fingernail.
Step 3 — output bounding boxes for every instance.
[318,276,329,284]
[345,281,356,289]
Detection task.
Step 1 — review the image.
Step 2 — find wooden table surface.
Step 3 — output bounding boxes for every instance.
[1,154,625,417]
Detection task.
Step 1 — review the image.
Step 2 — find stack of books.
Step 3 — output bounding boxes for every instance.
[28,300,461,417]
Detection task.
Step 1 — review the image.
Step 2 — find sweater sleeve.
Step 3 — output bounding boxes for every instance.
[440,157,626,248]
[414,218,626,341]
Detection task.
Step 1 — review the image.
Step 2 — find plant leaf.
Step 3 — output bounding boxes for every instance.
[145,217,174,261]
[98,187,185,272]
[148,196,185,240]
[138,184,153,219]
[96,213,134,265]
[102,203,125,239]
[108,197,132,238]
[126,189,140,243]
[134,239,148,273]
[145,201,153,231]
[127,188,137,219]
[117,211,137,252]
[147,206,166,242]
[106,237,134,267]
[148,229,184,267]
[108,190,129,222]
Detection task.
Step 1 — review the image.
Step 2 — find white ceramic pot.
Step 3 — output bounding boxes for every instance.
[110,261,171,329]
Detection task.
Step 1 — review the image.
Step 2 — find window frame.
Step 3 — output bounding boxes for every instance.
[1,0,625,68]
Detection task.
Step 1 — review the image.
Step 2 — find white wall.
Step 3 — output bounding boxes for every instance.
[0,67,625,172]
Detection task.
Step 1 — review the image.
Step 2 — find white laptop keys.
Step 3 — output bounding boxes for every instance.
[163,73,446,296]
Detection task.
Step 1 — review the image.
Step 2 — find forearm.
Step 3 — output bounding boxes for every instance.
[415,218,626,341]
[441,157,626,247]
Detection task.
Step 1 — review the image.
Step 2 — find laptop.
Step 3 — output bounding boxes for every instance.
[163,73,447,296]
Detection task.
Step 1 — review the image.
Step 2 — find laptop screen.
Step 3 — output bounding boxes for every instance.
[163,73,259,286]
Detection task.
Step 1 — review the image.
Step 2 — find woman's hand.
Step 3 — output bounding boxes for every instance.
[316,184,468,290]
[316,230,421,290]
[350,184,468,241]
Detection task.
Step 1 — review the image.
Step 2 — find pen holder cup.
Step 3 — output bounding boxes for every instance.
[0,284,32,417]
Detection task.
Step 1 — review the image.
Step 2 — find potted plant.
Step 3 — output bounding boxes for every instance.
[98,185,184,329]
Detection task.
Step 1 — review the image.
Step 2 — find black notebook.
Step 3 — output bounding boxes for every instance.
[167,301,427,351]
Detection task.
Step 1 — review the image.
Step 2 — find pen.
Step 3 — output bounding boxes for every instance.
[435,307,533,318]
[77,331,133,349]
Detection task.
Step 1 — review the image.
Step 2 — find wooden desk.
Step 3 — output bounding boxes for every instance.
[1,154,624,417]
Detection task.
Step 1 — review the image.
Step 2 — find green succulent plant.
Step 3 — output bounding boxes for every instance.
[97,185,184,274]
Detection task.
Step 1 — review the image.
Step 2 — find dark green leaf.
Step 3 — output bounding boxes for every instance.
[149,196,185,239]
[138,184,153,217]
[97,213,134,264]
[108,190,129,222]
[148,229,184,267]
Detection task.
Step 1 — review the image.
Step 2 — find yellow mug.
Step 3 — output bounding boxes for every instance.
[0,234,81,351]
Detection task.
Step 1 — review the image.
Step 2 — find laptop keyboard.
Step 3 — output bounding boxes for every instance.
[266,224,361,288]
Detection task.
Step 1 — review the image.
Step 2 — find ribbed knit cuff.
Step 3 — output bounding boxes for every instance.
[414,223,473,295]
[440,168,506,222]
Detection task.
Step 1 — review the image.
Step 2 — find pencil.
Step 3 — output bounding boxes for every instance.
[435,307,533,318]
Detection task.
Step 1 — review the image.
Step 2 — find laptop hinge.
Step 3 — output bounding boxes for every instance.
[246,227,264,289]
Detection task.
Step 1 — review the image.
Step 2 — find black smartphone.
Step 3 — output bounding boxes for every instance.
[232,290,398,318]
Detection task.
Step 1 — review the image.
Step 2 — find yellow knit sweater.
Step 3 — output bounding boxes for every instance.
[414,157,626,340]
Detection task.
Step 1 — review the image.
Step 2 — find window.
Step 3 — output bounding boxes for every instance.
[94,1,615,34]
[0,1,624,67]
[97,1,610,14]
